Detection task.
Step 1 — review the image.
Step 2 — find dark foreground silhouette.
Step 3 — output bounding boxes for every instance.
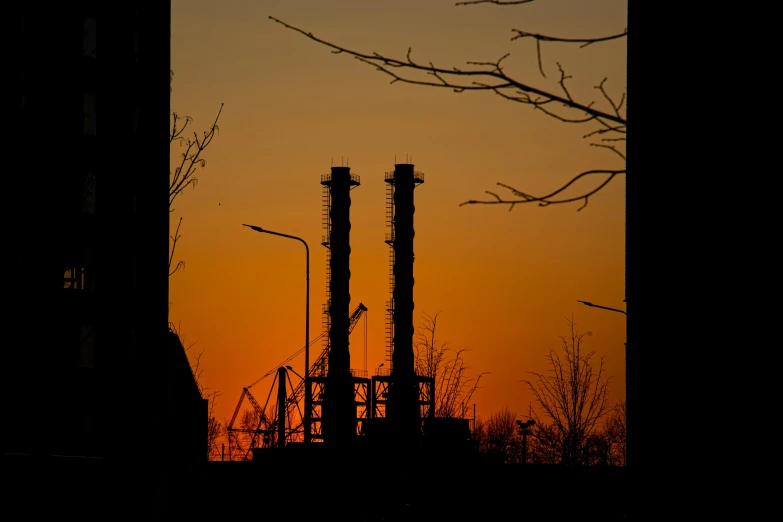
[3,445,628,521]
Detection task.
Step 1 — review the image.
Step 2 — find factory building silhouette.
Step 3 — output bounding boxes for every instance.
[230,162,627,520]
[241,163,471,458]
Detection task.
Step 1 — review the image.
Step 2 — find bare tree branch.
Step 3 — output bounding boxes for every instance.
[170,103,224,213]
[511,28,628,46]
[169,216,185,276]
[268,16,624,127]
[457,0,626,79]
[460,169,624,211]
[268,10,625,211]
[414,311,488,418]
[590,143,625,161]
[457,0,535,5]
[169,101,223,280]
[604,400,627,466]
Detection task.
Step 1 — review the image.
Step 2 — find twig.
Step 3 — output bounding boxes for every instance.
[169,216,185,276]
[460,169,625,211]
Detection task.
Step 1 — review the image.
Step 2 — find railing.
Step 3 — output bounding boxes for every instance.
[321,172,361,184]
[384,171,425,182]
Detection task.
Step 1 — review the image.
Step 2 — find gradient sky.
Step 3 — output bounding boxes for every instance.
[169,0,627,437]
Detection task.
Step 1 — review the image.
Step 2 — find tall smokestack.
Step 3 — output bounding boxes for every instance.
[385,163,424,442]
[321,166,360,445]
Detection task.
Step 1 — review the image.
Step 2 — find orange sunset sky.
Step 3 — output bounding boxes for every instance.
[169,0,627,437]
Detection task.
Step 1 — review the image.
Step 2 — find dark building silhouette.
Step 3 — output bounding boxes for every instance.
[6,0,204,478]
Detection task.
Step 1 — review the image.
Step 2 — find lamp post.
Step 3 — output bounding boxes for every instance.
[577,299,626,351]
[516,419,536,465]
[577,299,626,316]
[576,298,626,362]
[244,224,311,443]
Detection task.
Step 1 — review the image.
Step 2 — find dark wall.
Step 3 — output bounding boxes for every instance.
[5,1,175,464]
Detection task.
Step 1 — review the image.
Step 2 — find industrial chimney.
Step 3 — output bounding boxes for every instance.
[384,163,425,443]
[320,166,360,445]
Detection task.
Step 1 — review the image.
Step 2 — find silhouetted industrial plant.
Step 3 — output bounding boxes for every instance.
[5,3,628,519]
[228,163,471,462]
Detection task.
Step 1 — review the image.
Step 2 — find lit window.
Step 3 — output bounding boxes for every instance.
[64,267,85,289]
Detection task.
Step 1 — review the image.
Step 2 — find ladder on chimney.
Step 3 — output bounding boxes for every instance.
[321,180,332,357]
[384,174,395,369]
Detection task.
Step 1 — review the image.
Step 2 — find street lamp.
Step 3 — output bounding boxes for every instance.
[576,298,626,349]
[516,419,536,465]
[577,300,626,316]
[577,298,627,466]
[244,224,311,443]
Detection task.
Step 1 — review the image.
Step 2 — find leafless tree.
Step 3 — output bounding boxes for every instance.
[207,412,223,461]
[474,407,525,463]
[526,419,560,464]
[269,0,625,211]
[414,311,488,418]
[168,69,223,277]
[239,410,263,453]
[223,418,244,461]
[222,409,260,461]
[523,315,613,465]
[604,400,626,466]
[223,400,281,461]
